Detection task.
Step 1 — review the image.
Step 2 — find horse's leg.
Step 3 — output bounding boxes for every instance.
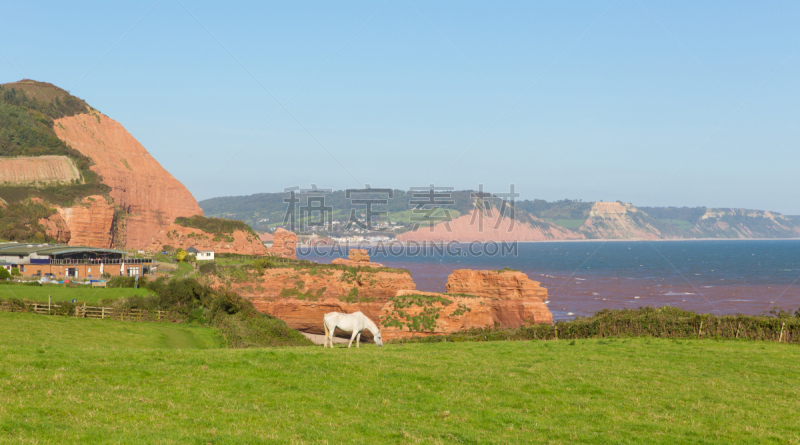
[356,332,361,348]
[323,322,330,348]
[348,331,357,348]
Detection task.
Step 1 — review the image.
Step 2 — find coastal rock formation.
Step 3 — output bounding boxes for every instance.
[53,112,203,249]
[330,249,385,268]
[0,156,80,185]
[379,270,552,339]
[349,249,370,263]
[217,263,552,341]
[446,269,548,301]
[259,232,274,243]
[397,207,583,242]
[267,228,297,259]
[145,223,266,255]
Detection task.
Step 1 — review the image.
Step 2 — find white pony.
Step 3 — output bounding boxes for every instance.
[323,311,383,348]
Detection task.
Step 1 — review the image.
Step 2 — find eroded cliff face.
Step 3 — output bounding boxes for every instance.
[579,202,662,240]
[397,207,583,242]
[215,263,552,340]
[146,223,266,255]
[37,195,115,247]
[53,112,203,249]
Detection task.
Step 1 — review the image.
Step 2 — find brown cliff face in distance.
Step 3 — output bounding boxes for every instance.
[146,223,266,255]
[397,208,583,242]
[53,112,203,249]
[266,228,298,259]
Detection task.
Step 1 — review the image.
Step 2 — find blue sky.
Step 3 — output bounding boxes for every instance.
[2,1,798,213]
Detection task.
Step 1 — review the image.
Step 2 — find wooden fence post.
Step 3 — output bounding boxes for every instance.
[779,322,786,343]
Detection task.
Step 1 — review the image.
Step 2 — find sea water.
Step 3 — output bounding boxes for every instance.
[300,240,800,321]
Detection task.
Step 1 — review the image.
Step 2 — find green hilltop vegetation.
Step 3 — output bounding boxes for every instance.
[0,80,110,242]
[174,214,260,243]
[2,308,799,442]
[200,191,800,239]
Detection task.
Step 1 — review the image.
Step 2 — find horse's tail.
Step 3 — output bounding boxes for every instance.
[323,321,330,340]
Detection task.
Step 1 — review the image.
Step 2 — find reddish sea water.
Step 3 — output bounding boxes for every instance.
[300,240,800,321]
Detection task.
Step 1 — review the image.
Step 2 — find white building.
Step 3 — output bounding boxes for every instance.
[187,247,214,261]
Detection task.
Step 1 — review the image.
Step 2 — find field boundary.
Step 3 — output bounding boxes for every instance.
[0,300,178,323]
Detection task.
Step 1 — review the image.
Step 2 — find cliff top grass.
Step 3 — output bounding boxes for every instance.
[2,310,799,443]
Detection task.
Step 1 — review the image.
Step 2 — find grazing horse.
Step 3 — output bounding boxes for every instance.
[323,311,383,348]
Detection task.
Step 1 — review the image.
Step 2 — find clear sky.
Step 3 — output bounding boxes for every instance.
[2,1,798,213]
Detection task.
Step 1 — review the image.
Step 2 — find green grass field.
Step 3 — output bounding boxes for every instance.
[542,218,586,229]
[0,284,153,304]
[1,312,799,443]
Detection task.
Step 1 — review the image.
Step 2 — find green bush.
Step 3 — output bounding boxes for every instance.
[398,306,800,344]
[112,277,310,348]
[11,268,20,276]
[198,262,218,275]
[0,268,11,280]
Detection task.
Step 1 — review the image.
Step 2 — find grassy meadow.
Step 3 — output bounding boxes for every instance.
[2,311,799,444]
[0,284,152,304]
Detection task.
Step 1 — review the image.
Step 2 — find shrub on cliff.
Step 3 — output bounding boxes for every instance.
[112,277,310,348]
[174,215,258,238]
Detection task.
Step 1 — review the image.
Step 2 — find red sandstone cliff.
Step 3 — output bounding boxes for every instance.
[266,228,298,259]
[213,263,552,340]
[53,112,203,249]
[36,195,115,247]
[145,223,266,255]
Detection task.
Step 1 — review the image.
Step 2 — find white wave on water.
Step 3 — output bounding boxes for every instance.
[702,286,715,288]
[664,292,696,296]
[575,278,585,281]
[634,296,641,299]
[592,292,600,295]
[567,312,575,316]
[544,300,550,304]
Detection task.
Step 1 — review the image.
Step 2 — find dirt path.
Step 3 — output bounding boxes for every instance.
[301,332,350,346]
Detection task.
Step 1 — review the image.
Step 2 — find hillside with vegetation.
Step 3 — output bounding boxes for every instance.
[0,80,205,248]
[0,81,111,241]
[200,191,800,240]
